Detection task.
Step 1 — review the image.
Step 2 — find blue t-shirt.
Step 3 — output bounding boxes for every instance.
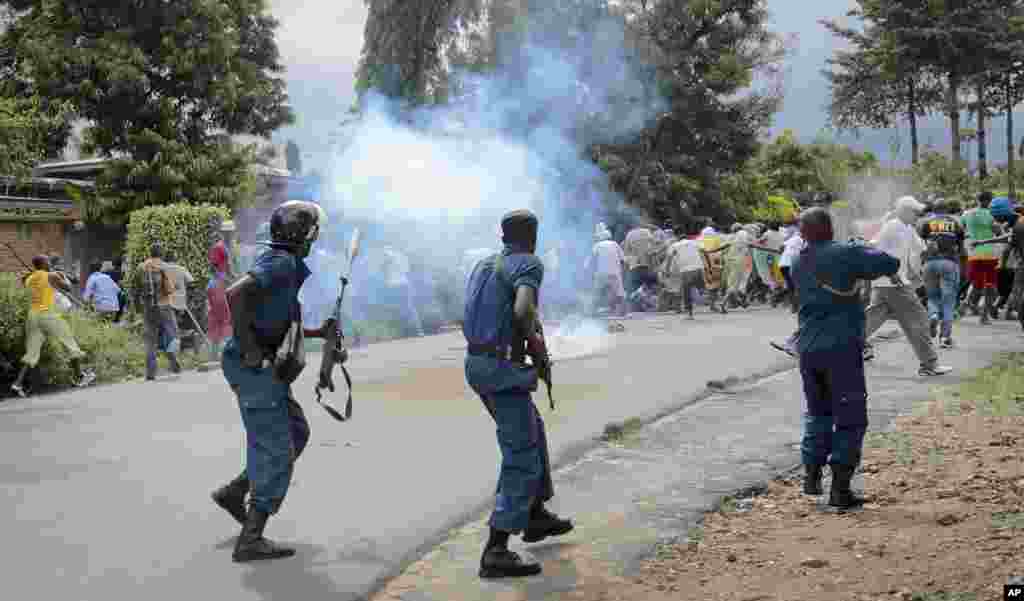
[463,247,544,349]
[227,245,311,352]
[793,241,899,354]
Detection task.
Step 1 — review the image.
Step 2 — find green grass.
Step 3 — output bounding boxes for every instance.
[864,431,915,465]
[992,511,1024,530]
[954,353,1024,417]
[601,417,644,443]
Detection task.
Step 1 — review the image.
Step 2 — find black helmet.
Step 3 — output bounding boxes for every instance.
[269,200,327,257]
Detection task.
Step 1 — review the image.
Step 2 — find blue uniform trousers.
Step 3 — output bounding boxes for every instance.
[465,355,554,534]
[799,344,868,468]
[222,349,310,515]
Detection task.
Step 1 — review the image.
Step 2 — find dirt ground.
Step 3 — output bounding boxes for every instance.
[595,361,1024,601]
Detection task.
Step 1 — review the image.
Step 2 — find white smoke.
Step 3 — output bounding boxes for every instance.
[301,9,664,339]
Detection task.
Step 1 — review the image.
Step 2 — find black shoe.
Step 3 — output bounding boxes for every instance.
[522,506,574,543]
[929,318,938,339]
[919,364,953,377]
[232,508,296,562]
[212,475,249,525]
[479,546,542,579]
[828,465,865,510]
[770,341,796,358]
[939,338,953,349]
[803,464,824,495]
[863,346,875,362]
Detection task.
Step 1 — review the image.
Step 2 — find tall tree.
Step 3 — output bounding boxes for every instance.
[0,95,72,176]
[285,140,302,175]
[822,19,941,165]
[1,0,294,220]
[854,0,1018,167]
[357,0,484,105]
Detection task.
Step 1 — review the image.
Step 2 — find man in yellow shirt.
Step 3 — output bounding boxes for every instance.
[10,255,96,398]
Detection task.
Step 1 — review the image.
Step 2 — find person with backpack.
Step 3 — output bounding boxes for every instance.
[135,243,181,380]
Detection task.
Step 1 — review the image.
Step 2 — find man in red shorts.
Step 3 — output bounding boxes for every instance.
[961,192,1001,324]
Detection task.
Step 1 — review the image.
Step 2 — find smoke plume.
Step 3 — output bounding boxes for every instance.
[300,7,664,348]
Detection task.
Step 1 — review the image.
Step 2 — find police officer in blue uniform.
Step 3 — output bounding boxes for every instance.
[791,208,900,509]
[464,209,573,578]
[210,201,341,562]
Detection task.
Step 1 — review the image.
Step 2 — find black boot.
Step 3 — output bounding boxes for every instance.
[479,528,541,579]
[522,505,574,543]
[232,508,296,562]
[212,474,249,525]
[803,464,824,495]
[828,464,865,510]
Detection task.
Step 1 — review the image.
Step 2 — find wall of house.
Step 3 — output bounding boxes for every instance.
[0,221,68,273]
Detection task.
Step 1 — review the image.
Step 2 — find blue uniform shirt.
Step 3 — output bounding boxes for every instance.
[463,246,544,349]
[226,245,311,354]
[792,240,899,354]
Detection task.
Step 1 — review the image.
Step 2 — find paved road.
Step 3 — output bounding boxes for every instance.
[1,309,832,600]
[373,319,1024,601]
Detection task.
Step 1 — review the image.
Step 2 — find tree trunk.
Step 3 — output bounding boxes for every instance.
[977,83,988,180]
[948,72,962,165]
[1009,85,1016,201]
[908,79,919,165]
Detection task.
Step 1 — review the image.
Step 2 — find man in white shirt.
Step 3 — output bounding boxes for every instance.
[587,227,626,317]
[863,196,951,377]
[662,229,704,319]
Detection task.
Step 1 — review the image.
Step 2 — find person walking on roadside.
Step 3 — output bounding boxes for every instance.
[974,197,1024,331]
[135,244,182,380]
[83,259,121,322]
[210,201,341,563]
[862,196,951,377]
[961,191,1001,323]
[792,208,900,509]
[622,224,656,304]
[587,223,627,317]
[206,237,233,361]
[919,200,966,349]
[463,209,573,579]
[9,256,96,398]
[663,227,705,319]
[162,251,195,333]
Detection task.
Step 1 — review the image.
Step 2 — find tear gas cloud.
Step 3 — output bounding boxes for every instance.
[299,10,664,341]
[834,175,915,242]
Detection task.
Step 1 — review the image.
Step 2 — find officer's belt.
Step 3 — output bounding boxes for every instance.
[467,344,512,361]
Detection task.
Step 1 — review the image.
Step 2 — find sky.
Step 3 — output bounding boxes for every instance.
[268,0,986,173]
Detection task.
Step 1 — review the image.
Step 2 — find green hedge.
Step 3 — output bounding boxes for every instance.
[124,203,230,329]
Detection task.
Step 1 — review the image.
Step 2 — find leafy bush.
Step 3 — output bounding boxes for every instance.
[0,273,155,390]
[124,203,230,329]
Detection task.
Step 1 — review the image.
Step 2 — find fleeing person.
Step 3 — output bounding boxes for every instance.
[83,259,121,322]
[463,210,573,578]
[975,197,1024,331]
[919,200,965,349]
[135,243,181,380]
[163,251,195,332]
[961,191,1001,323]
[206,237,233,361]
[663,228,705,319]
[9,256,96,398]
[587,223,627,317]
[862,196,951,377]
[623,224,656,303]
[791,208,900,509]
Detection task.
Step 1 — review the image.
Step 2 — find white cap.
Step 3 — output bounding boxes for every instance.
[220,220,236,232]
[895,196,926,213]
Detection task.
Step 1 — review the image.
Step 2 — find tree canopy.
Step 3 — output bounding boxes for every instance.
[0,0,294,220]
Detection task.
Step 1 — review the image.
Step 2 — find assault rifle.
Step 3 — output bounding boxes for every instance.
[315,228,361,422]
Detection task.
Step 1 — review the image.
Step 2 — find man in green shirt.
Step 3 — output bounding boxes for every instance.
[961,192,1000,324]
